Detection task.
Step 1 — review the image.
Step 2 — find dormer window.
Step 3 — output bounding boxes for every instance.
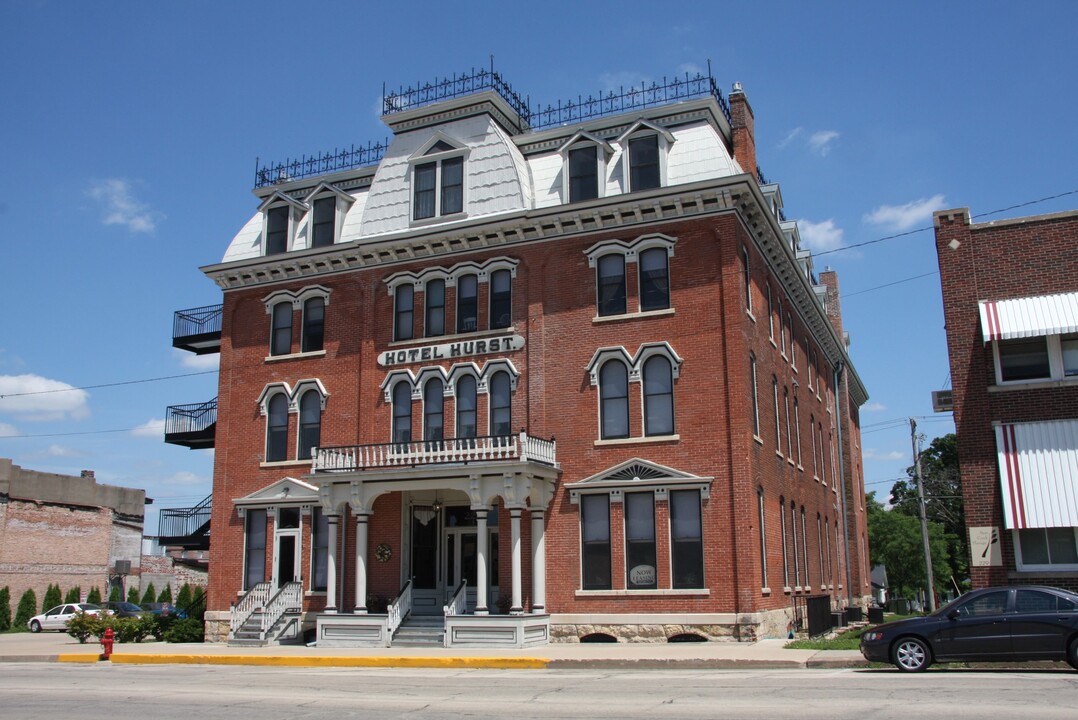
[412,138,466,221]
[311,197,335,248]
[559,132,613,204]
[258,192,307,256]
[618,120,674,193]
[266,207,289,255]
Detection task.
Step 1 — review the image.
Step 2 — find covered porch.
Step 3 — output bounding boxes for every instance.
[311,432,559,648]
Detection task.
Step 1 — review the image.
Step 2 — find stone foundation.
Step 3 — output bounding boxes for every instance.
[204,611,230,644]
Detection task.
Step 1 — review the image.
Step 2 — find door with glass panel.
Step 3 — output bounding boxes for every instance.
[272,507,302,592]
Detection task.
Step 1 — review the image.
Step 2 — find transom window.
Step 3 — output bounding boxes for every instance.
[413,140,465,221]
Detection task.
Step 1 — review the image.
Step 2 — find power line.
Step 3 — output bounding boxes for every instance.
[0,427,150,440]
[843,270,939,298]
[0,370,217,399]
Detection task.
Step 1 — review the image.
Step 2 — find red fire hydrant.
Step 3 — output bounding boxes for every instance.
[100,627,114,661]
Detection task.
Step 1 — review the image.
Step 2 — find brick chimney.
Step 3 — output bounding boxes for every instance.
[729,82,757,179]
[817,268,844,340]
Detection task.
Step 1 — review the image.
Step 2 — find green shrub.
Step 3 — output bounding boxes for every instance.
[108,585,122,602]
[176,583,192,610]
[140,582,156,606]
[64,586,81,604]
[0,587,11,631]
[14,589,37,630]
[157,584,172,604]
[42,583,62,613]
[109,614,156,643]
[65,611,101,644]
[163,618,204,643]
[86,587,102,604]
[127,586,140,604]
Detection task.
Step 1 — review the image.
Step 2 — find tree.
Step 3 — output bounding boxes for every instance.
[0,587,11,632]
[890,433,969,591]
[42,584,61,612]
[176,583,192,611]
[86,587,102,604]
[141,582,157,606]
[14,589,37,630]
[157,584,172,604]
[127,586,140,604]
[64,586,81,604]
[867,492,951,601]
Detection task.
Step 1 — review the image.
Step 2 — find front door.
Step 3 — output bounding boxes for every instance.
[409,502,500,615]
[445,526,479,610]
[272,507,301,592]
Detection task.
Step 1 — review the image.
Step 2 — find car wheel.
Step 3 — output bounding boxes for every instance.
[892,636,931,672]
[1068,637,1078,671]
[29,620,41,633]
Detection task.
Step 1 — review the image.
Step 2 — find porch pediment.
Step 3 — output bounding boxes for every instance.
[565,458,711,503]
[234,476,319,510]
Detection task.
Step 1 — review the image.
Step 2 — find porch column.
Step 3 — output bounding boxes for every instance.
[509,507,523,615]
[474,508,489,615]
[529,508,546,613]
[325,513,339,613]
[353,513,369,614]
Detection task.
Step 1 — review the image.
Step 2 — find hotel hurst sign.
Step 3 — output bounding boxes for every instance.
[379,334,524,367]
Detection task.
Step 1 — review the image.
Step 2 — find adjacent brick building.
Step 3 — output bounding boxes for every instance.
[169,68,872,645]
[934,208,1078,592]
[0,458,146,604]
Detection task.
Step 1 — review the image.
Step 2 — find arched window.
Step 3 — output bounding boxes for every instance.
[456,375,477,439]
[271,302,292,356]
[750,353,760,437]
[297,391,321,460]
[780,495,790,589]
[457,274,478,333]
[425,279,445,337]
[596,254,626,317]
[394,284,414,341]
[767,284,774,340]
[301,297,324,353]
[638,247,670,311]
[599,361,629,440]
[392,382,411,444]
[643,355,674,436]
[489,372,512,438]
[772,376,781,449]
[489,269,512,329]
[266,394,288,462]
[423,379,444,442]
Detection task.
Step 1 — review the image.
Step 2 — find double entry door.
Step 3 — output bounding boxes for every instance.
[410,504,499,615]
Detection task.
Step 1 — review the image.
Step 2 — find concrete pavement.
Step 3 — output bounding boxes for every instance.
[0,631,867,669]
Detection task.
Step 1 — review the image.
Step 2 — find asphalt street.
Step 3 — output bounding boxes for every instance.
[2,663,1077,720]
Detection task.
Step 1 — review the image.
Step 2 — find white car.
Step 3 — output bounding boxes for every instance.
[27,603,102,632]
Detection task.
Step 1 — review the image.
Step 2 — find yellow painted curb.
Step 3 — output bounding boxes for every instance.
[109,654,550,669]
[58,654,103,663]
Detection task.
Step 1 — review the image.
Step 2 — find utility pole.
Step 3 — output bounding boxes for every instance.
[910,419,937,612]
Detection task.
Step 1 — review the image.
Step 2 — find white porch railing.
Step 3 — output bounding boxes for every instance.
[259,582,303,640]
[313,432,557,473]
[386,579,412,635]
[443,580,468,617]
[230,582,270,636]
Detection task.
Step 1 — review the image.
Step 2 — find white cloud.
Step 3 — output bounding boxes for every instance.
[777,127,803,149]
[598,71,651,92]
[47,444,84,457]
[797,218,845,252]
[0,422,17,437]
[0,374,90,421]
[863,448,906,462]
[178,351,220,371]
[808,130,839,156]
[86,178,160,233]
[863,401,887,413]
[131,418,166,438]
[863,194,947,232]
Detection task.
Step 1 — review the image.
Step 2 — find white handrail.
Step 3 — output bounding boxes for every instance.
[229,582,270,635]
[387,579,412,635]
[259,582,303,640]
[313,433,558,472]
[443,580,467,617]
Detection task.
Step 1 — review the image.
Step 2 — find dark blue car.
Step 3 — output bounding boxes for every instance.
[860,585,1078,671]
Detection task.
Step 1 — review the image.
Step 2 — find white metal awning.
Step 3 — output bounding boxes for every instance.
[995,419,1078,530]
[979,291,1078,343]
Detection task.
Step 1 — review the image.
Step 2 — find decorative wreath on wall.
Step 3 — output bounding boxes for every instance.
[375,543,392,563]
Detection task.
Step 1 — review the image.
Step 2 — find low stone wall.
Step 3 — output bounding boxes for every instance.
[204,611,230,644]
[549,608,801,643]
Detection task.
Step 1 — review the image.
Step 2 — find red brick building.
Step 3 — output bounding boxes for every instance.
[934,208,1078,593]
[170,69,871,645]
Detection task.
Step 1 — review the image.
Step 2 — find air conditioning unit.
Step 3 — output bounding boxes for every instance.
[931,390,954,413]
[113,560,131,575]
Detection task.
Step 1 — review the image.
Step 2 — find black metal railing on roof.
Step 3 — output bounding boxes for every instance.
[529,70,730,130]
[254,140,389,189]
[383,65,531,125]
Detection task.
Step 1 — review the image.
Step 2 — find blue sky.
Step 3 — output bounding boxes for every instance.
[2,1,1075,533]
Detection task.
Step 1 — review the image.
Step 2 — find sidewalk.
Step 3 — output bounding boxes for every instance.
[0,632,867,670]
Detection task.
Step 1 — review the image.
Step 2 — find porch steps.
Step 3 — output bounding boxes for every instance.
[392,615,445,647]
[228,610,301,647]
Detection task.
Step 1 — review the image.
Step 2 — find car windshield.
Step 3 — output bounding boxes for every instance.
[78,604,100,610]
